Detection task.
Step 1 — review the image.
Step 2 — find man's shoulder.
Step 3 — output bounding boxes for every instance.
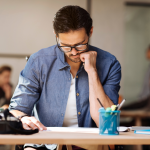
[30,45,58,61]
[90,45,121,75]
[89,45,117,63]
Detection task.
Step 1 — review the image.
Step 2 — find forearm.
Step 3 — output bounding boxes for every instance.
[10,109,28,118]
[88,70,114,127]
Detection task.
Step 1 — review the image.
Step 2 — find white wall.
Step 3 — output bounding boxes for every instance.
[0,0,86,91]
[0,0,86,55]
[91,0,125,95]
[91,0,124,63]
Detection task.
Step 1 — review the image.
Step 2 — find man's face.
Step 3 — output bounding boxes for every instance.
[58,28,89,63]
[0,71,11,86]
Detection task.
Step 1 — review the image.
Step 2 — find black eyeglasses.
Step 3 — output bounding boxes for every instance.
[56,37,89,53]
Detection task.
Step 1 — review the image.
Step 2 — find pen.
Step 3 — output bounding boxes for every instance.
[115,104,119,110]
[117,99,126,110]
[97,98,104,108]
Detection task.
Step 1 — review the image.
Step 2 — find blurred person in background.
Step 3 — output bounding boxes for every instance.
[122,45,150,111]
[0,65,12,109]
[138,45,150,100]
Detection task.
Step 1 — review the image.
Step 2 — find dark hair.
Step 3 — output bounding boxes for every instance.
[53,5,93,36]
[0,65,12,74]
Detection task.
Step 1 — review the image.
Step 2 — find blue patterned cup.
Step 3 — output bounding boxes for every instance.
[99,108,120,135]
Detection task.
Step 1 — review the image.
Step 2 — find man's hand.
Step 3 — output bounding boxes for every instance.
[80,51,97,74]
[10,110,47,131]
[20,116,47,131]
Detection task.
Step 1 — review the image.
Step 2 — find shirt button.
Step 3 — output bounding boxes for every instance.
[78,112,81,115]
[62,114,63,116]
[76,75,78,78]
[76,93,79,96]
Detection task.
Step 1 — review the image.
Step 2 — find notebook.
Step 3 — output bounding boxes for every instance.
[134,130,150,135]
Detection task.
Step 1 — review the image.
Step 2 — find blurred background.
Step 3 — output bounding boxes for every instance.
[0,0,150,149]
[0,0,150,104]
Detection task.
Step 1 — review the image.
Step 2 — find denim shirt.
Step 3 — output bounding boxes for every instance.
[9,45,121,128]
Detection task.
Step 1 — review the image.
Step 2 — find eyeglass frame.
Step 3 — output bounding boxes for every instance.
[56,36,89,53]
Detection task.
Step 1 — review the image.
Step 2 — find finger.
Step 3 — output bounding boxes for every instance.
[22,123,32,130]
[30,117,47,131]
[80,54,85,62]
[25,119,39,130]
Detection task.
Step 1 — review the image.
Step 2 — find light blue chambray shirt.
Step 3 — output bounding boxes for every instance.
[9,44,121,128]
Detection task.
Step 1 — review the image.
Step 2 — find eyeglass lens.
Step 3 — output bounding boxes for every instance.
[61,44,87,52]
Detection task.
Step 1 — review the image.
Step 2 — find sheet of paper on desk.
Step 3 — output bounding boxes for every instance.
[46,126,132,133]
[46,127,99,133]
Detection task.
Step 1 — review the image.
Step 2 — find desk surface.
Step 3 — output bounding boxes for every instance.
[0,131,150,145]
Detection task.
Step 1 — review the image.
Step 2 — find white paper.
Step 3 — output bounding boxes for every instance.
[117,126,132,132]
[45,126,132,133]
[46,127,99,134]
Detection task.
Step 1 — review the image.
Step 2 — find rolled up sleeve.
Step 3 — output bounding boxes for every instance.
[103,58,121,105]
[9,55,40,115]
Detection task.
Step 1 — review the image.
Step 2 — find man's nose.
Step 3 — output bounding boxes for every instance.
[71,47,78,55]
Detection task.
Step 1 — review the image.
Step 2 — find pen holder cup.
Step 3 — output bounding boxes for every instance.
[99,109,120,135]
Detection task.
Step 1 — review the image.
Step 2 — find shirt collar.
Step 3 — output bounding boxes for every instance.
[56,45,70,70]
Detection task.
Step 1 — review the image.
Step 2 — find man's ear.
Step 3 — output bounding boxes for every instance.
[89,26,93,37]
[53,30,58,37]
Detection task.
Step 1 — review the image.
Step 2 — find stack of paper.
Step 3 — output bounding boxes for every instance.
[46,127,99,133]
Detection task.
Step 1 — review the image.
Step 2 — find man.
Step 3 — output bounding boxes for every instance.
[138,45,150,100]
[122,45,150,111]
[0,65,12,109]
[9,5,121,150]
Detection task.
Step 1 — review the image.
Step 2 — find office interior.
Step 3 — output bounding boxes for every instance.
[0,0,150,150]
